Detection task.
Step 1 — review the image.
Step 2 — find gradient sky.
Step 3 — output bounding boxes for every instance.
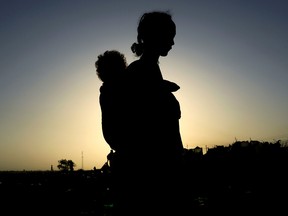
[1,0,287,171]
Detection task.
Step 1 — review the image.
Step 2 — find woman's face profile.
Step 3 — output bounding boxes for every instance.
[157,30,176,57]
[142,16,176,57]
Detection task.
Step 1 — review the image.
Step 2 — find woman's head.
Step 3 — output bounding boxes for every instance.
[131,11,176,57]
[95,50,127,82]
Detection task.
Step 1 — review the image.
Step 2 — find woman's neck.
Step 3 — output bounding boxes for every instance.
[139,52,163,80]
[140,52,159,64]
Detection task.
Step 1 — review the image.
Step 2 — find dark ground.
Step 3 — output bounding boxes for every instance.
[0,169,113,215]
[1,157,287,216]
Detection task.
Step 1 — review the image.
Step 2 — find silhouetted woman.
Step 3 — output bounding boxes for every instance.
[112,11,185,216]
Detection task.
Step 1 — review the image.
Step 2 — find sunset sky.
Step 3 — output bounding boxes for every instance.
[1,0,287,171]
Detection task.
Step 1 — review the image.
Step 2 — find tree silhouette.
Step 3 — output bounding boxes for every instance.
[57,159,76,172]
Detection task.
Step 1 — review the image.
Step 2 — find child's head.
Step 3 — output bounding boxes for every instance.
[95,50,127,82]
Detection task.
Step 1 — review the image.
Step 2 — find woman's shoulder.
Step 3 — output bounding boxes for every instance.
[124,60,144,80]
[126,59,143,72]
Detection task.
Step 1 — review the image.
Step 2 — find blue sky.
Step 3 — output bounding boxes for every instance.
[0,0,287,170]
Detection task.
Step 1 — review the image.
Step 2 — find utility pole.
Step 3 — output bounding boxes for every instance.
[81,151,84,170]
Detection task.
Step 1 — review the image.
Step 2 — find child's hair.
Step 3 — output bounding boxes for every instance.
[95,50,127,82]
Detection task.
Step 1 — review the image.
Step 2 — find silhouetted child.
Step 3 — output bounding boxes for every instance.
[95,50,127,152]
